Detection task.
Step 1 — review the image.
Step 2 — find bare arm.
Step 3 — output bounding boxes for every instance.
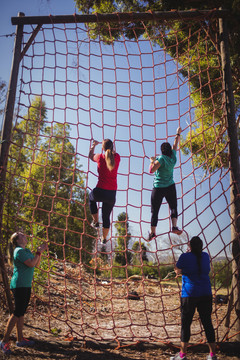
[174,266,182,276]
[173,127,182,151]
[149,156,161,173]
[89,140,99,161]
[24,243,47,268]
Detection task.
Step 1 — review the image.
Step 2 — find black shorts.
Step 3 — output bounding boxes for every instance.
[12,287,31,317]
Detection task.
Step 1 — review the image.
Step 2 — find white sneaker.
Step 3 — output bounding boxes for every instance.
[206,355,218,360]
[170,353,187,360]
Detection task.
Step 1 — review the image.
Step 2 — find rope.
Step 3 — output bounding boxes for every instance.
[1,11,238,347]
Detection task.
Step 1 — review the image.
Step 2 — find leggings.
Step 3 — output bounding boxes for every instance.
[89,187,116,228]
[12,287,31,317]
[181,296,215,343]
[151,183,177,227]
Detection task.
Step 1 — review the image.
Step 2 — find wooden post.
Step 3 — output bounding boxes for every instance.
[0,12,25,314]
[219,16,240,341]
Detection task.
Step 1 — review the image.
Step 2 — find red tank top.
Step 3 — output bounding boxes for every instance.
[93,153,120,190]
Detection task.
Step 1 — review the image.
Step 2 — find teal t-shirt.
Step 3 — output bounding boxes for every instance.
[10,247,35,289]
[153,149,177,188]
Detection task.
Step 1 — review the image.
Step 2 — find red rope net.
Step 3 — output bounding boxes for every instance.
[1,12,239,345]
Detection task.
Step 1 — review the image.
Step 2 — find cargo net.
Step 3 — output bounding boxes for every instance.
[1,11,239,346]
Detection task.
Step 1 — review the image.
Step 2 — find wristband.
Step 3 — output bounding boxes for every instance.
[36,251,41,256]
[149,163,154,173]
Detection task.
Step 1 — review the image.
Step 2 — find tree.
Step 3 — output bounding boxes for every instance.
[1,96,96,264]
[132,240,148,265]
[1,96,47,242]
[74,0,240,172]
[114,212,132,265]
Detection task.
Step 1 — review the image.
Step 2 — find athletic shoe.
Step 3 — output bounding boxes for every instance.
[170,353,188,360]
[148,232,156,240]
[100,236,107,244]
[206,355,218,360]
[172,227,183,235]
[0,341,11,355]
[91,221,99,228]
[16,338,35,347]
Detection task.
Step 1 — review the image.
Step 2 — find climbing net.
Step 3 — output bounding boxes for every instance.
[1,11,239,345]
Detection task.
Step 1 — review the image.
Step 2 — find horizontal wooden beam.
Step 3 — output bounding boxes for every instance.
[11,9,229,26]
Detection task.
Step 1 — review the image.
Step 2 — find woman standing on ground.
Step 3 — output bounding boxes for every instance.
[171,236,217,360]
[149,127,182,239]
[89,139,120,243]
[0,231,47,355]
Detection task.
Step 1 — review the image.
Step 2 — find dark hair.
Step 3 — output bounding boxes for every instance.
[190,236,203,275]
[103,139,115,171]
[161,142,172,157]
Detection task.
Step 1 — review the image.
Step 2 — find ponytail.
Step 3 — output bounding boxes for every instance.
[190,236,203,275]
[7,232,20,266]
[103,139,115,171]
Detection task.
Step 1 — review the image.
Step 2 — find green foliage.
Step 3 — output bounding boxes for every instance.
[1,96,96,265]
[75,0,240,173]
[132,240,148,264]
[50,327,62,336]
[114,212,132,265]
[210,259,232,288]
[30,224,57,295]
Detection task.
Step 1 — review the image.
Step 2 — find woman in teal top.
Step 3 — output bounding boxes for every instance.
[149,127,182,239]
[0,232,47,355]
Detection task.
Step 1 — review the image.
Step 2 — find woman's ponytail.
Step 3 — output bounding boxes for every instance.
[190,236,203,275]
[7,232,20,265]
[103,139,115,171]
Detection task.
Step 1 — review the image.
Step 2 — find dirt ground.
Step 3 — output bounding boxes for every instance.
[0,263,240,360]
[0,319,239,360]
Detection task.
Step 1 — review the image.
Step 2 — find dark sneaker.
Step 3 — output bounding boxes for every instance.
[148,232,156,240]
[172,227,183,235]
[100,236,107,244]
[170,352,188,360]
[16,338,35,347]
[0,341,11,355]
[91,221,99,228]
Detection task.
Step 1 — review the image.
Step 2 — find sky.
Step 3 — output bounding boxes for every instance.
[0,0,77,86]
[0,0,233,259]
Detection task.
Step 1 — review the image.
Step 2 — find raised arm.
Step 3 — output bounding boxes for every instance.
[149,156,161,173]
[173,127,182,151]
[89,140,99,161]
[24,242,47,268]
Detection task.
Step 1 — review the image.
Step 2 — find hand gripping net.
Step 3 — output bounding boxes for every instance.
[1,11,239,346]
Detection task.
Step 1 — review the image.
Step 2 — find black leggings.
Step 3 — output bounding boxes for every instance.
[12,287,31,317]
[181,296,215,343]
[151,183,177,227]
[89,187,116,228]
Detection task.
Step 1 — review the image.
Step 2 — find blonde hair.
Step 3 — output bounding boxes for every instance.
[103,139,115,171]
[7,232,20,265]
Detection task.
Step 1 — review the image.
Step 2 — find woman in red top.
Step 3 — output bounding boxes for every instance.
[89,139,120,243]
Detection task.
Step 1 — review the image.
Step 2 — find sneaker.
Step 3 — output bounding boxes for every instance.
[91,221,99,228]
[0,341,11,355]
[172,227,183,235]
[206,355,218,360]
[148,232,156,240]
[16,338,35,347]
[170,353,187,360]
[100,236,107,244]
